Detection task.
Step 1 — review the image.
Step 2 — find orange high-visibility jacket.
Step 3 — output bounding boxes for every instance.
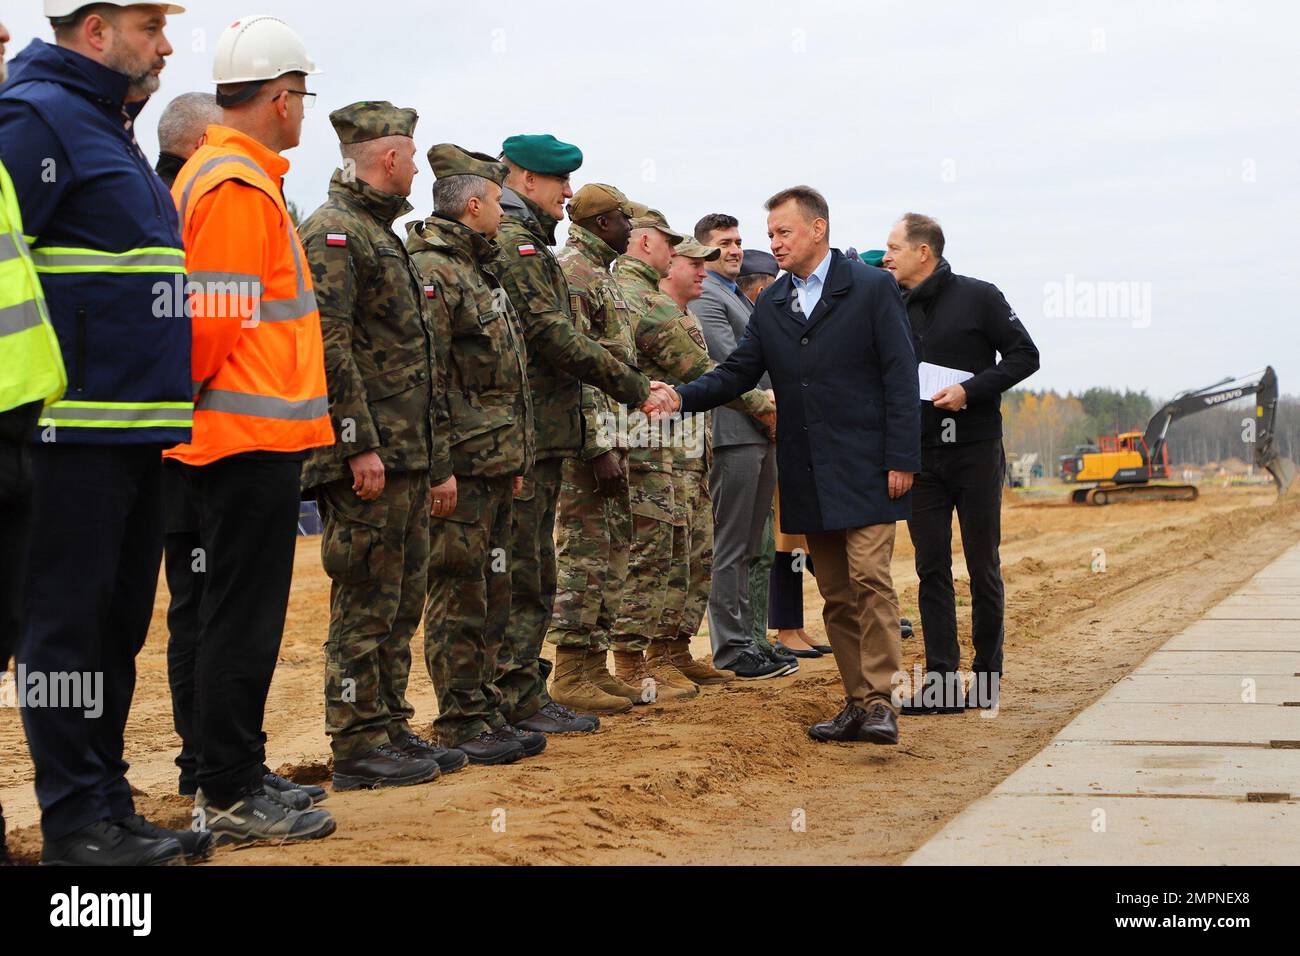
[164,125,332,465]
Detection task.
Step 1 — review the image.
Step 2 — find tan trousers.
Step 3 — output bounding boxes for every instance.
[804,523,903,711]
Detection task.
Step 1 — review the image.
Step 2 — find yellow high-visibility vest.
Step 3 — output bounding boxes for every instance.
[0,157,66,414]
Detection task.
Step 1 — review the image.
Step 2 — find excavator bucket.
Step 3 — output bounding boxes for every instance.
[1264,455,1298,497]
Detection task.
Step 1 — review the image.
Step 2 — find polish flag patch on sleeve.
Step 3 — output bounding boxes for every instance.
[517,243,537,256]
[326,233,348,247]
[424,285,437,298]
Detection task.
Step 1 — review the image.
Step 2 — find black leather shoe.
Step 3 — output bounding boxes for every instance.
[41,819,185,866]
[332,745,440,791]
[395,731,469,773]
[808,701,898,745]
[515,701,599,734]
[117,812,213,863]
[810,643,833,654]
[499,725,547,757]
[459,729,525,765]
[264,769,328,805]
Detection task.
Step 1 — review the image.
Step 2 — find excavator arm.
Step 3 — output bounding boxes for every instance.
[1142,367,1296,495]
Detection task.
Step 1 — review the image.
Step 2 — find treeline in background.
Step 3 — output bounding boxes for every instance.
[1002,388,1300,472]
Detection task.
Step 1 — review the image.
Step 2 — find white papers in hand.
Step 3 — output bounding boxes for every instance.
[918,361,973,401]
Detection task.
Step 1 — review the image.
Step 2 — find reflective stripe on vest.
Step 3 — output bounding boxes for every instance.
[31,245,186,274]
[195,389,328,421]
[42,400,194,428]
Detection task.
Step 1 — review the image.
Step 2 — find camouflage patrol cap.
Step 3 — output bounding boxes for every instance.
[329,101,418,144]
[501,133,583,176]
[427,143,508,185]
[672,237,721,261]
[626,202,685,245]
[567,183,633,222]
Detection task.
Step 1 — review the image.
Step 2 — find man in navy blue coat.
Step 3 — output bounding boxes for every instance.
[645,186,920,744]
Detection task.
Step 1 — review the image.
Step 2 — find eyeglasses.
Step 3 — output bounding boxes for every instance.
[277,89,316,109]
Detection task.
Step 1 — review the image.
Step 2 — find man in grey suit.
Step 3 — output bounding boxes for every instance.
[688,214,791,680]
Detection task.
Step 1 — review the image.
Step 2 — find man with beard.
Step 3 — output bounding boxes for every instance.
[0,2,201,865]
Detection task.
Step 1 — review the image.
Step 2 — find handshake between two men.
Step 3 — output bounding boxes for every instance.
[643,381,911,499]
[642,381,778,443]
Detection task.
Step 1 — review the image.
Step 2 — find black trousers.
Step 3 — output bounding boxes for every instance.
[18,442,164,841]
[907,438,1006,682]
[768,550,813,631]
[162,460,203,794]
[0,403,41,842]
[0,403,40,671]
[179,455,301,807]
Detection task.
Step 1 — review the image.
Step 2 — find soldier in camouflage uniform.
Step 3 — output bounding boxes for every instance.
[611,209,774,700]
[488,135,659,735]
[300,102,463,790]
[547,183,655,715]
[658,239,737,677]
[406,144,539,766]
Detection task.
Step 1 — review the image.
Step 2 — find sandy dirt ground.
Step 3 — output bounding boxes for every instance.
[3,483,1299,865]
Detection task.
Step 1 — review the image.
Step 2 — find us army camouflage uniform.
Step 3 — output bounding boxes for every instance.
[548,224,640,653]
[406,213,535,748]
[666,309,715,643]
[611,255,772,650]
[300,170,449,760]
[488,188,650,722]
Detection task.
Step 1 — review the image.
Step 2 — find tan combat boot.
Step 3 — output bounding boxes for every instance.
[613,647,690,703]
[550,646,632,715]
[587,648,654,706]
[643,642,700,700]
[667,638,734,685]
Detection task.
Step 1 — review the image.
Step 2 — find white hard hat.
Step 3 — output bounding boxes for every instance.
[44,2,186,16]
[212,15,320,85]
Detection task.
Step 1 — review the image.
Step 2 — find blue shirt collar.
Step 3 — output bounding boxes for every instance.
[707,269,738,294]
[791,249,832,289]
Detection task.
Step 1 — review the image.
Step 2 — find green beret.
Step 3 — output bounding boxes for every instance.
[329,101,418,144]
[859,248,886,267]
[427,143,508,185]
[501,133,582,176]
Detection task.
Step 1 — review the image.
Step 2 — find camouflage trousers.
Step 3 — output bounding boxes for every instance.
[748,508,775,642]
[424,474,514,748]
[497,457,563,723]
[665,469,713,641]
[547,454,631,651]
[612,466,685,652]
[320,470,429,760]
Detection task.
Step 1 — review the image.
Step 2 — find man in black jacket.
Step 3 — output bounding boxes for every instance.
[647,186,921,745]
[884,213,1039,713]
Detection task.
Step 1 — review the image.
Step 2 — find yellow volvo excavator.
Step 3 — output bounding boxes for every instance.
[1062,367,1297,505]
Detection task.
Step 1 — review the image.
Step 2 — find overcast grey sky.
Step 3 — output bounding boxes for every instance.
[5,0,1298,397]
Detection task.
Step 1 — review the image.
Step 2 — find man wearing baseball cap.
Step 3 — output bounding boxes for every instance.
[546,182,652,714]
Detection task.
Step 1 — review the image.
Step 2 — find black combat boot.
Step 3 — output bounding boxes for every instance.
[332,745,441,791]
